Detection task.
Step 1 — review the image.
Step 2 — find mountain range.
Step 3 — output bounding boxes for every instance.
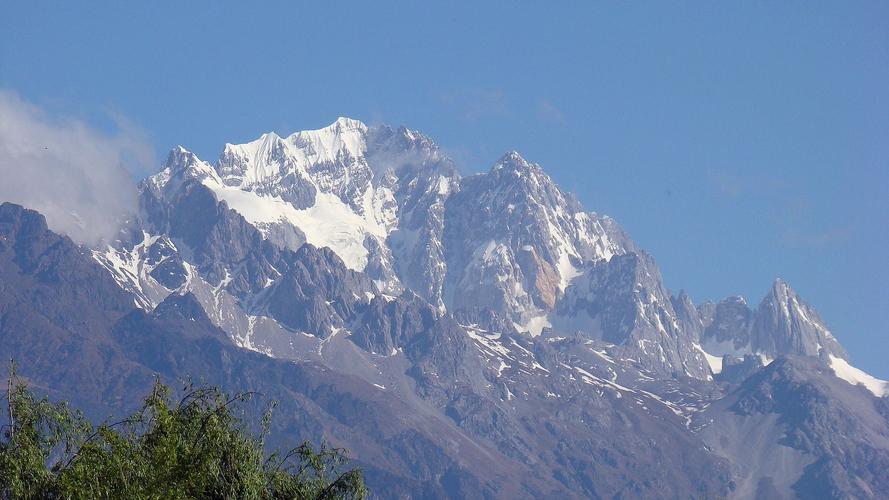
[2,117,887,499]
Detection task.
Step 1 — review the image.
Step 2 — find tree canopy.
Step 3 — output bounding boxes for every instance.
[0,365,366,499]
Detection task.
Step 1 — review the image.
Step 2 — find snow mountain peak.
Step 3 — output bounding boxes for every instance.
[490,150,547,179]
[495,150,531,167]
[150,145,218,194]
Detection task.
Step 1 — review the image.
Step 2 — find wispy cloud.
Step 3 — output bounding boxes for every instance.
[773,198,851,248]
[0,90,154,246]
[779,227,850,247]
[706,168,849,248]
[537,99,566,124]
[705,168,786,198]
[705,169,746,198]
[437,87,509,121]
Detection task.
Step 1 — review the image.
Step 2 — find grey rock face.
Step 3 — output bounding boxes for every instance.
[366,125,460,307]
[148,252,187,290]
[671,289,704,340]
[261,245,374,335]
[699,356,889,499]
[552,252,711,379]
[700,296,755,354]
[350,292,437,356]
[716,354,765,385]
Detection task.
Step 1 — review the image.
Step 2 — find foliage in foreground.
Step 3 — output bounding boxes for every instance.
[0,366,365,499]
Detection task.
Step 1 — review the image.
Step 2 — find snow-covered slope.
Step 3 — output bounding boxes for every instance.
[148,119,393,272]
[93,232,187,309]
[829,354,889,397]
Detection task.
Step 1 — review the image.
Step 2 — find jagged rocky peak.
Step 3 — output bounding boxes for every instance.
[219,132,293,177]
[148,146,218,195]
[492,150,544,172]
[485,151,581,214]
[754,278,847,359]
[154,118,451,225]
[700,278,848,362]
[131,118,464,309]
[671,289,704,338]
[700,295,754,355]
[137,124,647,355]
[214,118,370,212]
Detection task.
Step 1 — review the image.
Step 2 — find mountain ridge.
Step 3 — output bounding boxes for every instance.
[2,116,887,499]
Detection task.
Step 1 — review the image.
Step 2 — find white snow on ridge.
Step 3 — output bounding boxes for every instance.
[556,250,582,293]
[701,336,753,359]
[289,117,367,165]
[829,355,888,397]
[437,175,451,195]
[697,340,777,376]
[93,232,171,309]
[203,180,382,271]
[219,117,368,188]
[514,314,552,337]
[694,343,723,375]
[149,118,397,273]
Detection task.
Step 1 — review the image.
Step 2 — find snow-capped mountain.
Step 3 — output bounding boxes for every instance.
[97,117,885,389]
[118,118,719,382]
[8,117,888,499]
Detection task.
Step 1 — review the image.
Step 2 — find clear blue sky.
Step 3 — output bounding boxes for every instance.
[3,2,888,376]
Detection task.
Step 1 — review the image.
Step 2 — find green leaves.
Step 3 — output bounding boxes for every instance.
[0,368,365,499]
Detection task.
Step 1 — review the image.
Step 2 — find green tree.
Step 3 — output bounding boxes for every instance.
[0,364,365,499]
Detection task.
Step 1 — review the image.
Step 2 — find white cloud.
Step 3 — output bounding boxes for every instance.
[0,90,154,246]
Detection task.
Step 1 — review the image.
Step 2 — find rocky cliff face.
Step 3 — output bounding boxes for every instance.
[551,252,711,379]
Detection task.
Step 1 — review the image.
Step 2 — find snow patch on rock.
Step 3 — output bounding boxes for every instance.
[829,355,888,397]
